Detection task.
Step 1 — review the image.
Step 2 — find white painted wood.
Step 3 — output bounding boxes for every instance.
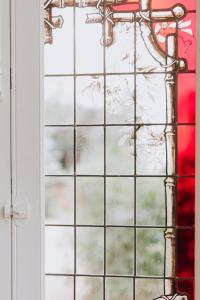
[11,0,44,300]
[0,0,12,299]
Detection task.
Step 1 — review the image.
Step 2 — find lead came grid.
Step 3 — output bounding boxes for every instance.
[44,3,195,300]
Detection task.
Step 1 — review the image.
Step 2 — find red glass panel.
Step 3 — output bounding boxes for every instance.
[151,0,196,10]
[177,177,195,226]
[177,280,194,300]
[178,126,195,176]
[178,74,196,124]
[178,13,196,71]
[177,229,194,278]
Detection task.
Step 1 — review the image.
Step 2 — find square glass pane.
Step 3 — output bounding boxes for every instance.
[106,177,134,225]
[76,76,104,124]
[106,23,135,73]
[44,9,74,75]
[45,227,74,274]
[76,8,103,73]
[135,279,163,300]
[177,280,194,300]
[136,125,166,175]
[106,126,134,175]
[177,229,194,278]
[136,228,164,276]
[105,277,133,300]
[178,73,196,124]
[45,77,74,125]
[177,177,195,227]
[45,177,74,225]
[136,74,166,124]
[136,23,163,73]
[136,177,165,226]
[77,228,104,274]
[76,126,104,175]
[77,177,104,225]
[178,125,195,176]
[106,228,134,275]
[76,277,103,300]
[45,127,74,175]
[45,276,74,300]
[106,75,135,124]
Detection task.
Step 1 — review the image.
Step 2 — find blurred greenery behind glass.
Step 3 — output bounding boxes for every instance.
[45,73,166,298]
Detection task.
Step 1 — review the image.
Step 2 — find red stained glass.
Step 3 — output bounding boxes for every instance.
[178,126,195,176]
[177,229,194,278]
[178,74,196,124]
[178,13,196,71]
[44,1,196,299]
[151,0,196,10]
[177,178,195,227]
[177,280,194,300]
[115,0,196,12]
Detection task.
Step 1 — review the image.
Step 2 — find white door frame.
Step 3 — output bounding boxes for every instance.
[0,0,11,299]
[10,1,44,300]
[0,1,198,299]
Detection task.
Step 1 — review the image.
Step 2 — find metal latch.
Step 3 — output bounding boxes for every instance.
[3,202,28,219]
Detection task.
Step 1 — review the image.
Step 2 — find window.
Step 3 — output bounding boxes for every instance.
[44,1,196,300]
[0,1,199,300]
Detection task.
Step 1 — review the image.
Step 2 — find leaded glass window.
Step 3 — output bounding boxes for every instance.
[44,0,196,299]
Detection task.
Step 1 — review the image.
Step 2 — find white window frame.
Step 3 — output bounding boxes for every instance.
[0,1,11,299]
[0,1,199,299]
[10,1,44,300]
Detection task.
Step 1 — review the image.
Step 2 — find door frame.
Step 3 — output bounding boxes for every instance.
[0,0,11,299]
[10,1,44,300]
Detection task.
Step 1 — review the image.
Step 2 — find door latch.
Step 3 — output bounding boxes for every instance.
[3,202,28,219]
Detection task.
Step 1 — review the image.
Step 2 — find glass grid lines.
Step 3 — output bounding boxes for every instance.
[44,3,195,300]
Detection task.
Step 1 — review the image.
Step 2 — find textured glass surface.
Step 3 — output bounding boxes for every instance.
[106,75,135,124]
[76,177,104,225]
[106,126,134,175]
[44,0,196,299]
[106,228,134,275]
[44,9,74,75]
[136,125,166,175]
[76,277,103,300]
[45,227,74,274]
[45,77,74,125]
[45,177,74,225]
[135,279,163,300]
[136,229,164,276]
[136,74,166,124]
[76,228,104,275]
[76,76,104,124]
[106,22,135,73]
[105,278,133,300]
[45,127,74,175]
[76,126,104,175]
[106,177,134,225]
[46,276,74,300]
[76,8,103,73]
[136,177,165,226]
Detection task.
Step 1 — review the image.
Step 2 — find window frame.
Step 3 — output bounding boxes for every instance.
[0,0,11,299]
[10,1,44,300]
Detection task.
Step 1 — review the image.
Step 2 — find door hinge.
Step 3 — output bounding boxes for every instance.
[3,202,28,219]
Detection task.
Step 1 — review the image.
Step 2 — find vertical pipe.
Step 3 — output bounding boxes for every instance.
[164,35,177,296]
